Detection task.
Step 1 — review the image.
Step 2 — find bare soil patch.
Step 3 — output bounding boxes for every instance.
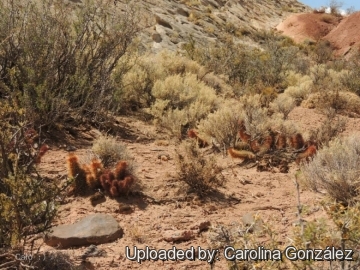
[29,108,360,269]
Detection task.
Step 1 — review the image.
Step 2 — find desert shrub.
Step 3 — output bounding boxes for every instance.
[301,133,360,205]
[113,56,155,112]
[313,40,333,64]
[320,13,336,23]
[0,101,61,248]
[269,94,296,119]
[328,0,344,15]
[150,73,218,138]
[116,51,221,112]
[92,136,133,170]
[176,140,225,197]
[200,72,234,96]
[308,109,346,148]
[197,101,243,148]
[196,34,300,90]
[239,94,274,139]
[208,217,284,270]
[340,53,360,96]
[284,76,313,104]
[0,0,141,128]
[303,90,360,115]
[32,251,77,270]
[309,64,347,91]
[0,249,80,269]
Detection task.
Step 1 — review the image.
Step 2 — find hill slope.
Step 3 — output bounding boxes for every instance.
[117,0,310,51]
[276,11,360,57]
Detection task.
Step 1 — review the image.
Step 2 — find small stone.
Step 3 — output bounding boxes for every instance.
[190,220,211,233]
[152,33,162,43]
[117,204,134,214]
[163,230,195,243]
[90,192,106,206]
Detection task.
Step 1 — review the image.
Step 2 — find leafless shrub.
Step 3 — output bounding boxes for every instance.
[301,133,360,205]
[176,140,225,197]
[327,0,344,15]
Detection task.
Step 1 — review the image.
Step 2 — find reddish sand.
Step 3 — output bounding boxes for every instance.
[25,107,360,269]
[324,11,360,56]
[276,13,340,43]
[277,11,360,57]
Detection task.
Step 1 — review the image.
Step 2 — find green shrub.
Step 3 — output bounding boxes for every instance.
[149,73,218,138]
[197,101,243,148]
[0,0,141,128]
[0,101,61,248]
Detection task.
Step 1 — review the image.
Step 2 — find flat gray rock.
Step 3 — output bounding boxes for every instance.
[45,214,123,248]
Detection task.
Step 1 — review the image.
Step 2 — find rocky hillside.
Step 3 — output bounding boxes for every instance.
[115,0,310,52]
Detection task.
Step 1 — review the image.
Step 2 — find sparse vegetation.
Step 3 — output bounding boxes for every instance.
[176,140,225,197]
[2,0,360,268]
[197,101,243,148]
[150,73,218,138]
[301,133,360,205]
[0,0,142,130]
[92,135,132,168]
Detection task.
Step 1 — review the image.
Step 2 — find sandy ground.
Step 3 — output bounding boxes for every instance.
[24,106,360,269]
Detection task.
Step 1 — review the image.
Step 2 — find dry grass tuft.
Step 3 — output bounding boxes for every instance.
[92,135,133,171]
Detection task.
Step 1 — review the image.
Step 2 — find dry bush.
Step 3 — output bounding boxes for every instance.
[117,51,232,112]
[269,94,296,119]
[187,36,299,91]
[197,101,243,148]
[32,251,76,270]
[308,108,346,147]
[340,53,360,96]
[301,133,360,205]
[240,94,273,140]
[127,225,145,243]
[272,118,301,138]
[310,64,347,90]
[0,102,60,248]
[176,140,225,197]
[114,56,155,111]
[302,90,360,115]
[200,72,234,96]
[284,77,313,105]
[150,73,218,138]
[92,136,133,170]
[0,250,77,270]
[0,0,142,128]
[154,108,188,139]
[313,40,333,64]
[320,13,336,23]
